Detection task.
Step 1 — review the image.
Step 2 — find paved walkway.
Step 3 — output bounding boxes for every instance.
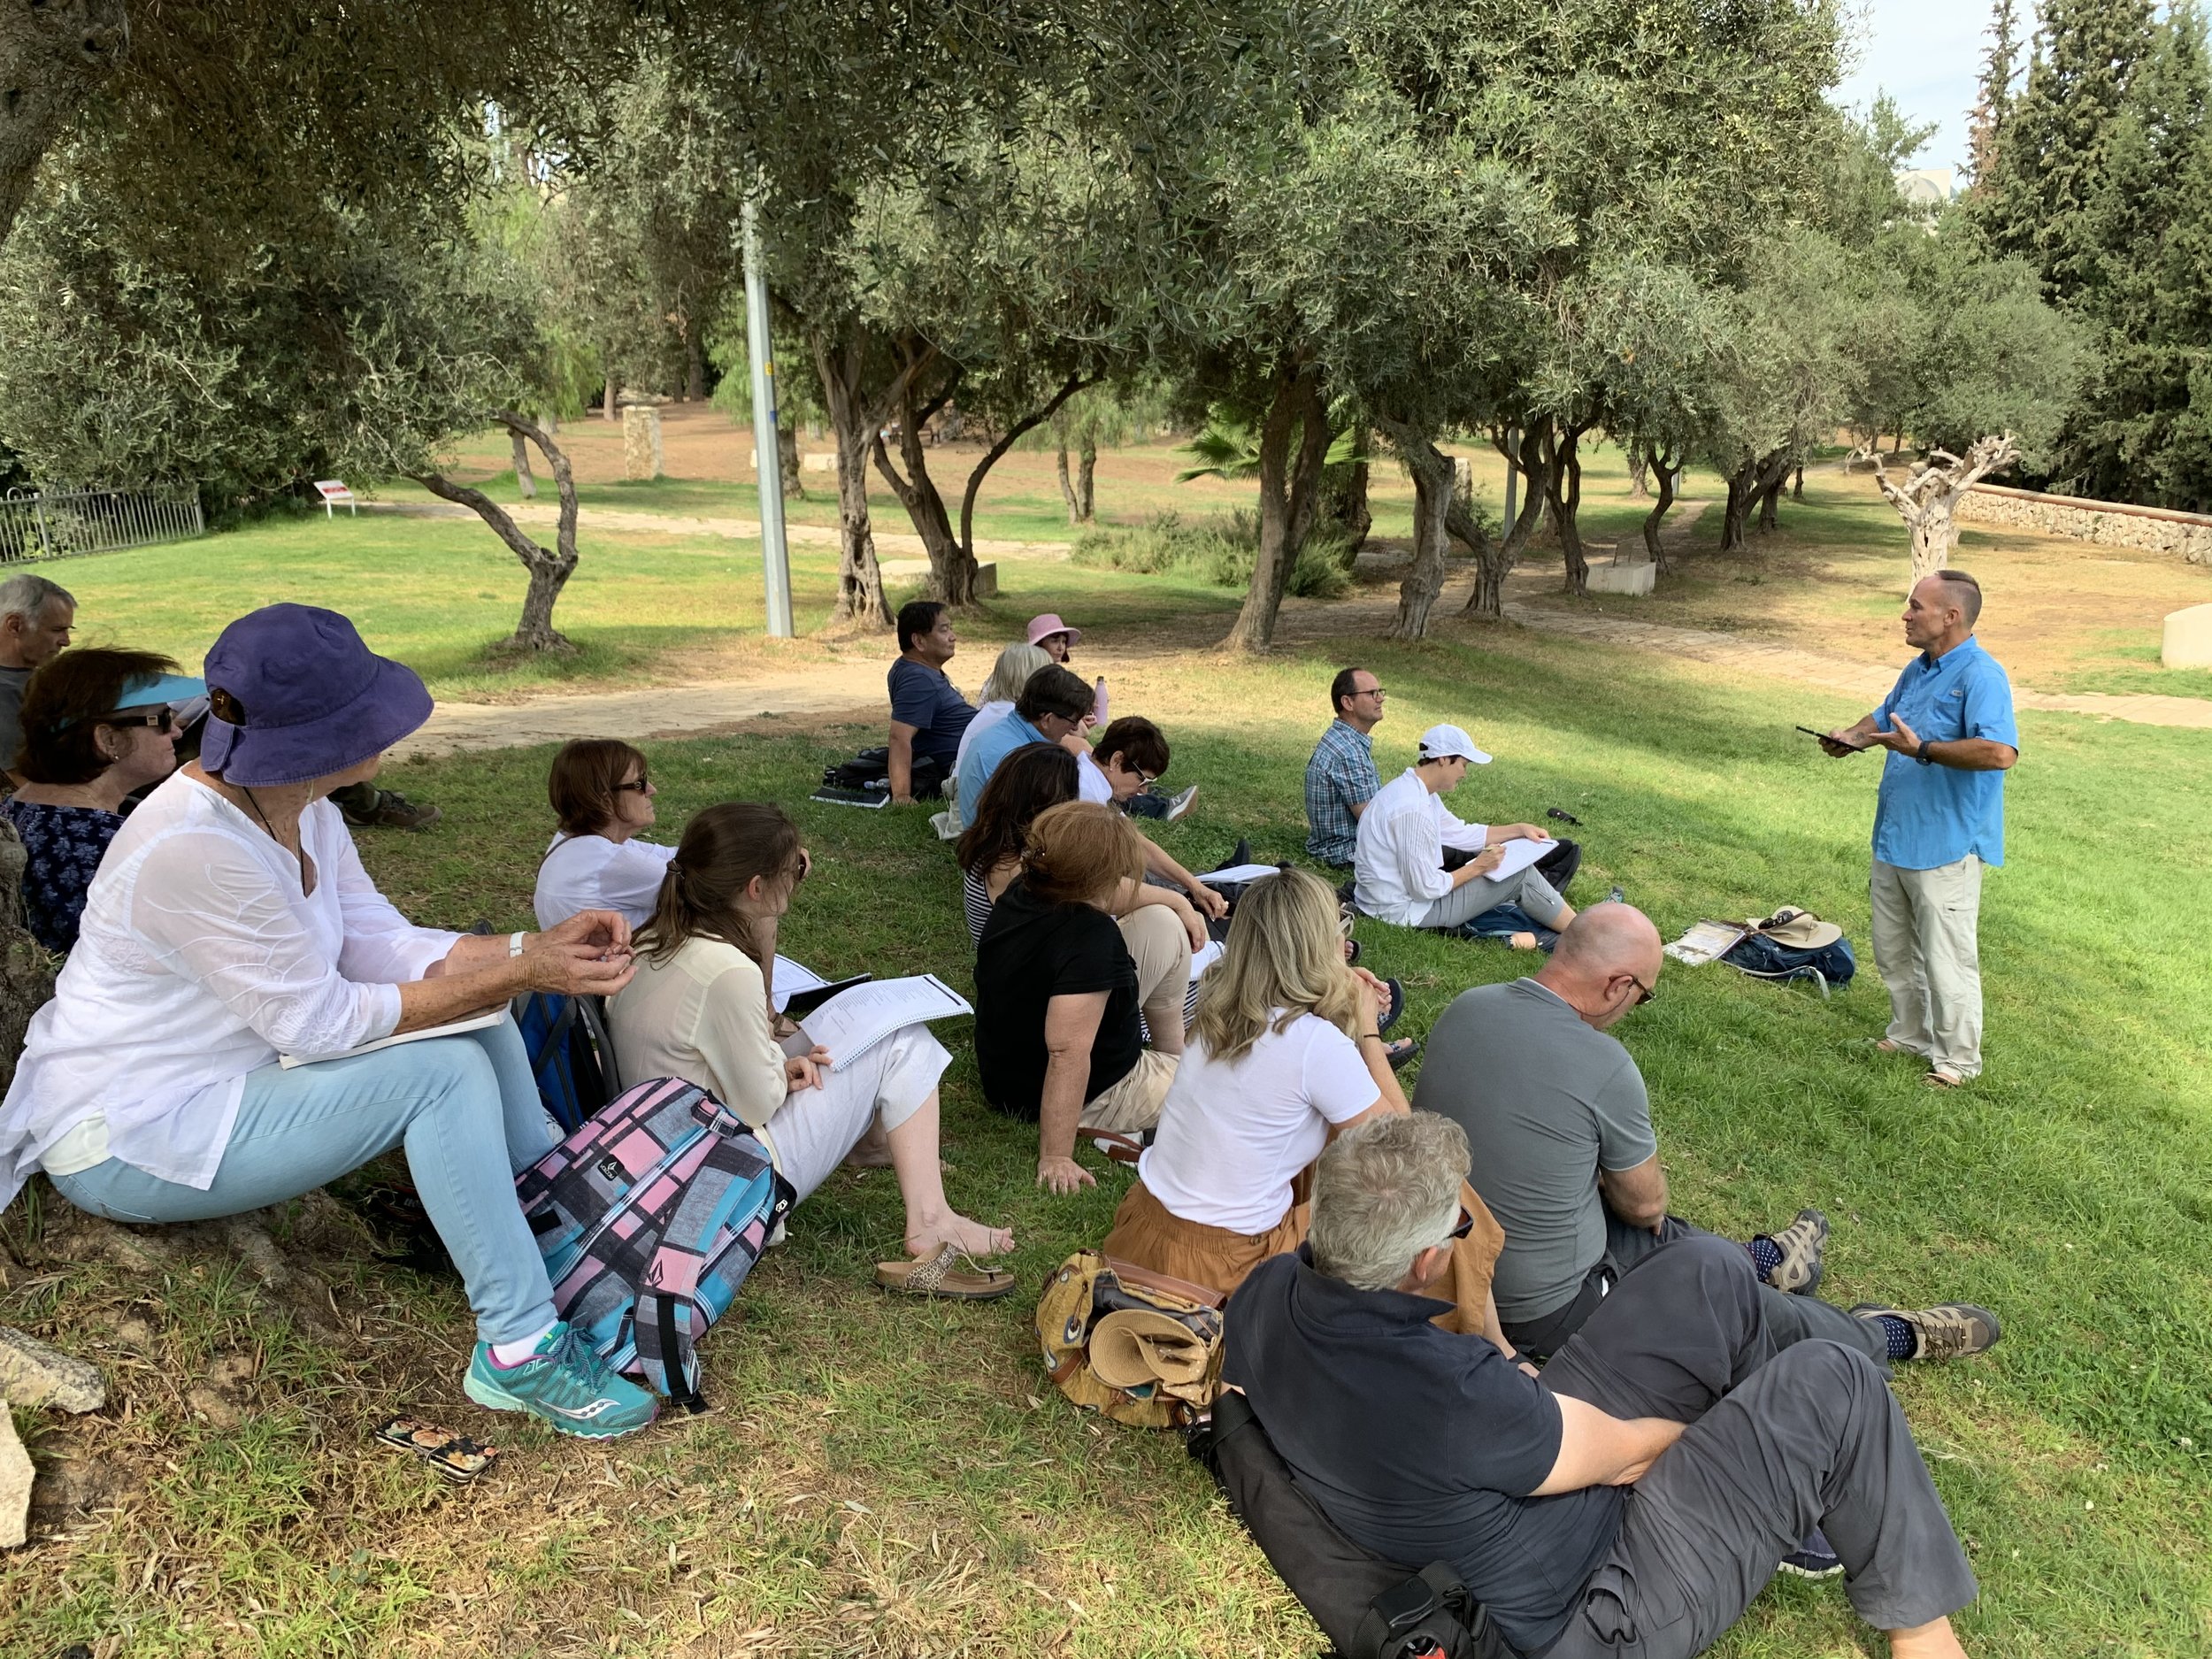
[366,498,1073,565]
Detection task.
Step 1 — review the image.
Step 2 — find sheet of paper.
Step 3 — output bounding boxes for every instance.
[771,954,825,1012]
[280,1006,508,1069]
[1488,837,1554,879]
[1188,938,1225,983]
[1664,921,1749,966]
[799,974,972,1064]
[1197,863,1281,886]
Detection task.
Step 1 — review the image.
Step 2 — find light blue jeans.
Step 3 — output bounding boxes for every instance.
[50,1019,558,1346]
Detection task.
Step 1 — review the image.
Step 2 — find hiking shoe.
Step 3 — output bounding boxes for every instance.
[342,788,442,832]
[1851,1302,2002,1362]
[1165,785,1200,821]
[465,1322,659,1439]
[1758,1208,1828,1295]
[1778,1525,1843,1580]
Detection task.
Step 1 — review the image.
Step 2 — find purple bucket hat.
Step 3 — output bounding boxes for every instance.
[197,604,434,787]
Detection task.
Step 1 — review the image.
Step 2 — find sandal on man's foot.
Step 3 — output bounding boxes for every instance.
[875,1242,1016,1301]
[1924,1066,1965,1088]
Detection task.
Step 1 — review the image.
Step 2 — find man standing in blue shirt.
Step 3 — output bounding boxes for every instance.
[1823,570,2018,1086]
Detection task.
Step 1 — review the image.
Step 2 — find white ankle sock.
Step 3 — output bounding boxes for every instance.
[489,1320,558,1366]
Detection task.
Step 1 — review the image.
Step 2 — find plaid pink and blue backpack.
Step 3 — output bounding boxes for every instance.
[514,1075,793,1412]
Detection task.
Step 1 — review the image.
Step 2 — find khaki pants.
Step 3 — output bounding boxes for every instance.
[1870,855,1984,1079]
[1077,906,1191,1134]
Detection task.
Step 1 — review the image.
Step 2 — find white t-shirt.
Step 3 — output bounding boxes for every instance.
[534,833,676,930]
[1137,1011,1379,1234]
[1077,751,1114,804]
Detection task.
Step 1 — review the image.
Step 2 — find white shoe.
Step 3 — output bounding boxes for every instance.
[1165,785,1199,821]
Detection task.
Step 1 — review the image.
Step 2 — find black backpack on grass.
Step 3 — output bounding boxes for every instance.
[1189,1391,1515,1659]
[819,745,944,801]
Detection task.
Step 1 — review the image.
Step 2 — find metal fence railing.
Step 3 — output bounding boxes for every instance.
[0,486,206,564]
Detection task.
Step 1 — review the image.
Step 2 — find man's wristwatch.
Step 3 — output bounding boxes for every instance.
[1914,739,1932,764]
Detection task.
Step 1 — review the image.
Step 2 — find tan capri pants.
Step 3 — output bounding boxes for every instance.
[1078,905,1191,1134]
[1870,855,1985,1079]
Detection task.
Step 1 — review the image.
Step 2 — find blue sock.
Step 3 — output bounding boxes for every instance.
[1877,1314,1917,1360]
[1747,1236,1783,1281]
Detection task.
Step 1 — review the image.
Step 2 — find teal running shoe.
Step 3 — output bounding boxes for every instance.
[464,1322,659,1440]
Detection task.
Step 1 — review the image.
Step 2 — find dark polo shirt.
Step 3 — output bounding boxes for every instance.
[1223,1247,1622,1655]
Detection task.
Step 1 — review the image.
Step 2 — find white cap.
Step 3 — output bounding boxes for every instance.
[1417,723,1492,764]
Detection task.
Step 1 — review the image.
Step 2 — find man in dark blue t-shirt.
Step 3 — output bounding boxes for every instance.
[887,599,975,803]
[1225,1113,1981,1659]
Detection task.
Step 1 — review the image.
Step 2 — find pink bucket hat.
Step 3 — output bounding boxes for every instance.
[1025,613,1083,648]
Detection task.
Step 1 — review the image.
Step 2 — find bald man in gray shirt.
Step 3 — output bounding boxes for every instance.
[1413,903,1998,1370]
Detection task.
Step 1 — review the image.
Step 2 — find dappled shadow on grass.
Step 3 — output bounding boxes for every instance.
[4,625,2208,1656]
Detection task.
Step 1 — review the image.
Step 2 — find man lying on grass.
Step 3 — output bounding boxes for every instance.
[1226,1112,1984,1659]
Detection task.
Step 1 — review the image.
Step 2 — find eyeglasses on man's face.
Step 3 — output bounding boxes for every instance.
[1624,972,1655,1007]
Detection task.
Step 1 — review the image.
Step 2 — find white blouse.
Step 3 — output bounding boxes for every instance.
[0,771,457,1205]
[533,833,676,930]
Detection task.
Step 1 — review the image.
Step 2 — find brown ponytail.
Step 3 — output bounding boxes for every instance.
[634,801,803,967]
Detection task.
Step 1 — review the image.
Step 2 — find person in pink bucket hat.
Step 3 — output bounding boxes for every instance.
[1025,614,1107,726]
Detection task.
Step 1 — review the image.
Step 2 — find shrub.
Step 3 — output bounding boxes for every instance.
[1071,507,1356,600]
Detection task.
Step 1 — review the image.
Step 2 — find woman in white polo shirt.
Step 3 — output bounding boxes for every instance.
[533,739,675,929]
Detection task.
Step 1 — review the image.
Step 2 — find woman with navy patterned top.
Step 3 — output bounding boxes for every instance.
[2,648,200,952]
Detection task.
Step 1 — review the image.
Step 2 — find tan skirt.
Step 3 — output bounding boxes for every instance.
[1101,1176,1505,1336]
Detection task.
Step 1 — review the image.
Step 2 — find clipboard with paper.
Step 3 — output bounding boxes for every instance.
[797,974,972,1063]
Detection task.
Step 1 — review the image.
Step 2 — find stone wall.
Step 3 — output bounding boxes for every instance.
[1960,482,2212,565]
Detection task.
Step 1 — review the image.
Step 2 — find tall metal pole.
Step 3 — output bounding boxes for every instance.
[742,198,795,639]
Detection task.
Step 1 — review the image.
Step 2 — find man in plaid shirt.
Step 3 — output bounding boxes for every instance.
[1305,666,1386,866]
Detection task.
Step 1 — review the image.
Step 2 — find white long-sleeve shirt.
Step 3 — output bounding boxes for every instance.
[0,771,458,1206]
[534,833,676,930]
[1352,768,1491,926]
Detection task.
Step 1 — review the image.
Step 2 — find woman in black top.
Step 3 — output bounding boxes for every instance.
[972,803,1194,1194]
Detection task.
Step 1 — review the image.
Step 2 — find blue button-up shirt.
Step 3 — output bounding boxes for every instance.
[1305,719,1380,866]
[956,708,1049,825]
[1870,637,2018,871]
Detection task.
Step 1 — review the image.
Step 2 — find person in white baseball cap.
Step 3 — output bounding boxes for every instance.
[1352,724,1578,941]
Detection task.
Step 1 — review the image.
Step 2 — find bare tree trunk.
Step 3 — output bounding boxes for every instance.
[1548,426,1590,596]
[1641,451,1680,569]
[0,0,129,249]
[1465,423,1549,618]
[1386,425,1456,641]
[1753,448,1793,533]
[1721,461,1755,553]
[1864,435,2019,589]
[412,411,580,652]
[1057,443,1079,523]
[810,328,893,626]
[778,422,803,500]
[1625,443,1651,501]
[1792,464,1804,501]
[1224,361,1324,652]
[872,371,966,602]
[602,378,617,421]
[511,429,537,500]
[954,373,1093,600]
[1325,450,1372,553]
[684,325,707,403]
[1076,439,1096,521]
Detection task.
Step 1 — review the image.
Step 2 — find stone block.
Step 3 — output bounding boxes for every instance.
[801,452,837,474]
[2162,602,2212,669]
[0,1404,28,1548]
[1586,560,1656,596]
[976,561,999,599]
[621,405,664,480]
[0,1326,104,1413]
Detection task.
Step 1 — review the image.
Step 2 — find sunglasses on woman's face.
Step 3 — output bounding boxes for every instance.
[614,774,652,795]
[1446,1206,1477,1241]
[103,708,177,734]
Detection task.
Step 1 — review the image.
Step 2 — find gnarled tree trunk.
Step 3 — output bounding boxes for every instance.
[1720,460,1755,553]
[1056,444,1079,523]
[812,326,895,626]
[1383,424,1455,641]
[778,422,803,500]
[1866,434,2020,588]
[1641,449,1681,570]
[511,429,536,500]
[1076,439,1096,522]
[412,411,580,652]
[0,0,129,248]
[1547,426,1590,596]
[1465,422,1549,618]
[1625,443,1651,501]
[1223,360,1326,652]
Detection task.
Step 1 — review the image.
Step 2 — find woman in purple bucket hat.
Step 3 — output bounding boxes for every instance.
[0,604,661,1440]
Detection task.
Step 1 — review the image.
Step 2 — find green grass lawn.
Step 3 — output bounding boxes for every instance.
[3,588,2207,1656]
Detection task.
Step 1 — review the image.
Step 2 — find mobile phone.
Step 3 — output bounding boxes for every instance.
[1797,726,1869,749]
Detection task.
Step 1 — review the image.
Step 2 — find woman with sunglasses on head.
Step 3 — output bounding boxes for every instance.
[533,740,672,930]
[610,801,1015,1295]
[4,648,201,953]
[1099,868,1494,1311]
